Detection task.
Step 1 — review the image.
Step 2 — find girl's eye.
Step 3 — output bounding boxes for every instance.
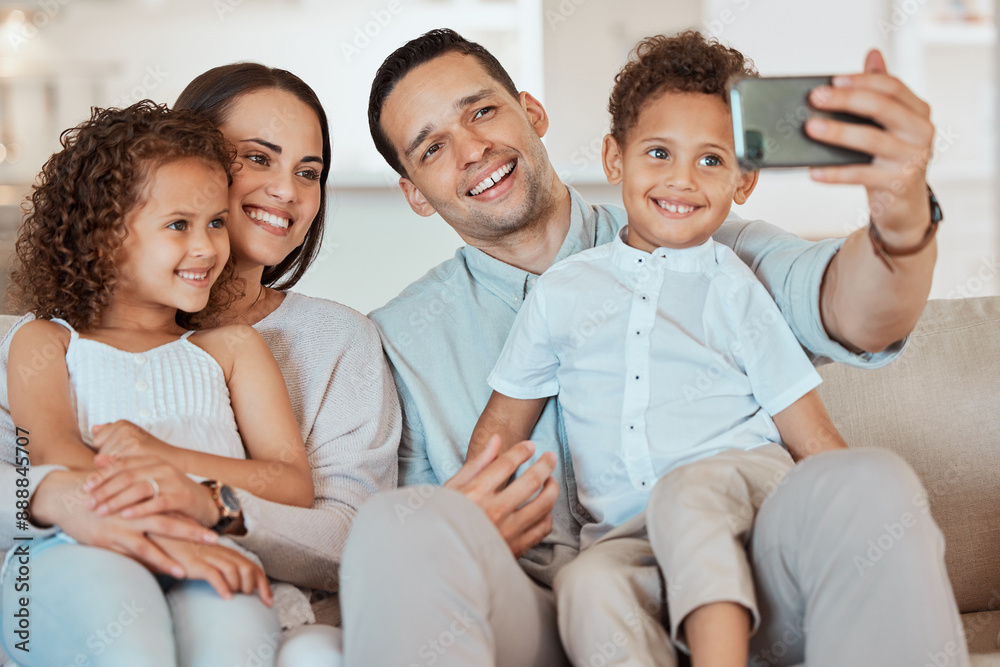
[647,148,669,160]
[167,220,187,231]
[296,168,321,181]
[209,218,226,229]
[474,106,494,120]
[700,155,722,167]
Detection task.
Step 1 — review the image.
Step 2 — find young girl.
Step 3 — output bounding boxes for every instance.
[3,101,313,666]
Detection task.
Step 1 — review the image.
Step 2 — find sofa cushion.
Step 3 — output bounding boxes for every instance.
[818,297,1000,615]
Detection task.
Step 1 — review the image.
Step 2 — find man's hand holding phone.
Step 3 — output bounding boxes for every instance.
[805,50,935,247]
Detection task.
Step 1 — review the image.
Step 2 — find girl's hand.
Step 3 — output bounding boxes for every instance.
[84,455,220,527]
[92,420,176,461]
[149,535,273,605]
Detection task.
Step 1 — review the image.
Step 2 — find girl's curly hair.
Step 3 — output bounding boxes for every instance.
[10,100,240,330]
[609,31,758,147]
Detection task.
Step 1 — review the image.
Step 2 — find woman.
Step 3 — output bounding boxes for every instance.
[0,65,399,666]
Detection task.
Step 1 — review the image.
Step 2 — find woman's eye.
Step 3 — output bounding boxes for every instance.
[209,218,226,229]
[297,169,321,181]
[246,153,268,166]
[700,155,721,167]
[167,220,187,231]
[647,148,669,160]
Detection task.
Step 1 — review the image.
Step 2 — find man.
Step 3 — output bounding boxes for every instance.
[342,28,965,667]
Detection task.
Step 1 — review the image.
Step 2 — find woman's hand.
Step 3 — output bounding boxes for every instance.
[30,470,220,579]
[149,535,273,605]
[84,455,220,527]
[91,420,177,461]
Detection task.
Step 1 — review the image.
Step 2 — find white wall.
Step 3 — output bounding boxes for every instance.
[1,0,995,314]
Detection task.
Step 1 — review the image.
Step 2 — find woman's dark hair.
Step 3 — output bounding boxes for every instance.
[368,28,519,177]
[175,63,331,290]
[10,100,237,329]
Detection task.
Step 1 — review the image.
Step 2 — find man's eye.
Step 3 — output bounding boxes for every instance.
[209,218,226,229]
[700,155,721,167]
[423,144,441,160]
[474,106,494,120]
[167,220,187,231]
[647,148,669,160]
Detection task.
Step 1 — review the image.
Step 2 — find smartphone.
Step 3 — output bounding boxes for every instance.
[729,75,881,170]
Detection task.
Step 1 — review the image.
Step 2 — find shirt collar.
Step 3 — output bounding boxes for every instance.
[612,225,718,273]
[464,186,598,309]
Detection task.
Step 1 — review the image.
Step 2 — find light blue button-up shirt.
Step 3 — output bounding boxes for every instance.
[370,186,903,586]
[488,229,822,548]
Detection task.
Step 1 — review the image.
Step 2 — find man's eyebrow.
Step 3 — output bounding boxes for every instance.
[403,89,496,162]
[240,138,281,154]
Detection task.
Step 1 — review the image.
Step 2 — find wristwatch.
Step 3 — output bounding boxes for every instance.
[868,185,943,272]
[201,480,241,534]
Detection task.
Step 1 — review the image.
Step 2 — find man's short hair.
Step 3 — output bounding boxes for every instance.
[369,28,520,177]
[609,30,757,147]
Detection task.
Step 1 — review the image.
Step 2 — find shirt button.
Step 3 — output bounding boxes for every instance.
[634,375,640,380]
[139,408,153,419]
[629,425,635,430]
[135,380,149,391]
[133,354,146,365]
[641,296,648,301]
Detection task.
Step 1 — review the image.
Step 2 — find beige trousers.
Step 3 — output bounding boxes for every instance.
[342,449,970,667]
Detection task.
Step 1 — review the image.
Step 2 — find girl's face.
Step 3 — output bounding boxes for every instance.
[218,88,324,273]
[115,158,230,315]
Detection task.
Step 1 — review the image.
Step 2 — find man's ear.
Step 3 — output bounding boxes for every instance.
[519,91,549,139]
[733,169,759,205]
[602,134,624,185]
[399,177,437,217]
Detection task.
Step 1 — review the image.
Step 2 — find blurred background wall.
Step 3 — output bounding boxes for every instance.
[0,0,995,314]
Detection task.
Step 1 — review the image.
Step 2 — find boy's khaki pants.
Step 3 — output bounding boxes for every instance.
[555,443,795,663]
[342,449,969,667]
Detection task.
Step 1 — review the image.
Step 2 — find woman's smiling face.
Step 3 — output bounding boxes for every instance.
[217,87,324,272]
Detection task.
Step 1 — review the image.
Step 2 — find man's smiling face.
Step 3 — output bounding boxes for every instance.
[380,52,555,243]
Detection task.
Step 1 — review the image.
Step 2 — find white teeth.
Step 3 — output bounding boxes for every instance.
[247,208,289,229]
[657,200,696,214]
[469,160,515,196]
[177,270,209,281]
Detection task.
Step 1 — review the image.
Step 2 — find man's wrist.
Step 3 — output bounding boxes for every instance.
[29,469,78,527]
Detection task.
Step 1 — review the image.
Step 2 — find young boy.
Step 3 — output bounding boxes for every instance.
[469,31,849,666]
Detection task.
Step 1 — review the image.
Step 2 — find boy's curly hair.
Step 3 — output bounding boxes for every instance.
[609,31,757,146]
[11,100,239,330]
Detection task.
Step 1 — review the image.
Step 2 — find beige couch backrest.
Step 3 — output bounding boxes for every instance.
[818,297,1000,614]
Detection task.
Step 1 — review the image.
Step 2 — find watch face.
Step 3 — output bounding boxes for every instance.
[219,485,241,514]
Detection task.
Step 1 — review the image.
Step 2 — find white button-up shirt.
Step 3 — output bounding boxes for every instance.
[489,227,822,548]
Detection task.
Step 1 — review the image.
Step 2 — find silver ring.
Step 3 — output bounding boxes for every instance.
[146,476,160,500]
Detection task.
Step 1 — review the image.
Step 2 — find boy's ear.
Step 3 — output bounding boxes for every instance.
[733,169,759,205]
[520,91,549,139]
[602,134,624,185]
[399,177,437,217]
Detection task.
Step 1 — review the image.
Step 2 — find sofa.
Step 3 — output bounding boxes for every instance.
[816,296,1000,664]
[1,296,998,664]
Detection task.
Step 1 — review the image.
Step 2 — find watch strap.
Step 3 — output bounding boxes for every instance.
[868,185,942,272]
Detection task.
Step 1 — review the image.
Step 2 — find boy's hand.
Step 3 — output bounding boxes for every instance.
[805,49,935,249]
[91,420,176,462]
[445,435,559,557]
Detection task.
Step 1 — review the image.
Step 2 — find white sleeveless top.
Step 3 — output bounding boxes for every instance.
[52,318,245,460]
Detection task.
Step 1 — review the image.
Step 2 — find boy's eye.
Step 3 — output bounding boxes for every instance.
[209,218,226,229]
[700,155,721,167]
[647,148,669,160]
[167,220,187,231]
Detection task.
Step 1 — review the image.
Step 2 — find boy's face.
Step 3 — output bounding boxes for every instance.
[603,91,758,252]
